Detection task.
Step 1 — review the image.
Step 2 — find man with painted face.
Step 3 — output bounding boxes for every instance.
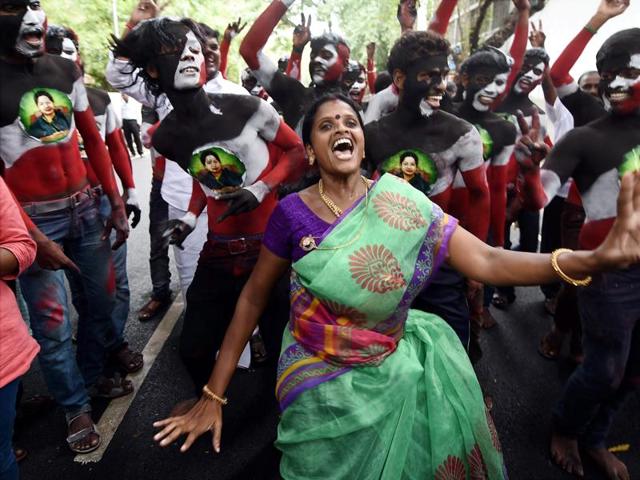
[112,17,304,391]
[45,24,144,376]
[549,0,629,128]
[521,28,640,479]
[364,31,489,348]
[453,48,517,249]
[239,0,350,131]
[342,60,368,107]
[496,48,549,118]
[106,1,248,304]
[0,0,131,454]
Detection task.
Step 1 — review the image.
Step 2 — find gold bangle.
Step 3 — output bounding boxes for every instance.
[550,248,592,287]
[202,385,228,406]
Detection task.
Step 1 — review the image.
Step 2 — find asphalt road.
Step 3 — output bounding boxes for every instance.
[15,154,639,480]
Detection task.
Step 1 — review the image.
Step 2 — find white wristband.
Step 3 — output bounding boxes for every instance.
[244,181,271,203]
[180,212,198,229]
[126,188,139,208]
[281,0,296,7]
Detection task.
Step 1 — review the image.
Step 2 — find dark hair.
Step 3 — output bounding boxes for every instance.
[197,22,219,40]
[399,151,418,166]
[462,47,511,76]
[387,30,450,74]
[310,33,349,54]
[523,48,550,67]
[34,90,54,104]
[374,71,392,93]
[578,70,599,84]
[111,17,207,97]
[301,93,364,147]
[200,150,220,166]
[596,28,640,73]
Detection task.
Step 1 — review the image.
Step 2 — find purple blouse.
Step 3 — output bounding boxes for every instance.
[263,193,331,262]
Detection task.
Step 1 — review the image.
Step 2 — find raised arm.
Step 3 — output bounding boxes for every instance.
[500,0,530,102]
[428,0,458,36]
[220,18,247,79]
[240,0,295,89]
[286,13,311,81]
[366,42,377,94]
[549,0,629,94]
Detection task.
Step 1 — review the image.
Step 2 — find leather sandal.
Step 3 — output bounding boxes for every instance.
[88,373,134,399]
[138,295,172,322]
[110,343,144,374]
[491,292,515,310]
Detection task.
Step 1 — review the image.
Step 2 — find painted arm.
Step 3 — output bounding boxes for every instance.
[219,37,230,79]
[257,119,305,194]
[219,18,248,79]
[366,43,377,94]
[428,0,458,36]
[239,0,294,89]
[501,3,530,101]
[488,163,509,247]
[287,12,311,81]
[549,0,629,93]
[461,166,490,240]
[73,80,129,248]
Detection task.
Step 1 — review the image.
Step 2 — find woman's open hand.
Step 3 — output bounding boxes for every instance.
[153,397,223,453]
[594,171,640,270]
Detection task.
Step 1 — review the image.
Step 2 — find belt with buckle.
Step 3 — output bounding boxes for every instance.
[21,187,93,216]
[207,234,263,256]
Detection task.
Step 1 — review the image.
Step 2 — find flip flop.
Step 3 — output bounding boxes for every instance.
[88,373,134,399]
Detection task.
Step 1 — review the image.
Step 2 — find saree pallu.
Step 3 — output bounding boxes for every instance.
[275,174,506,479]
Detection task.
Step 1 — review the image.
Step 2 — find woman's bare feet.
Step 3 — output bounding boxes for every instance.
[551,433,584,476]
[586,448,630,480]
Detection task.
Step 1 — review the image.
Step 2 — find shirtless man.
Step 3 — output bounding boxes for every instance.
[0,0,130,453]
[365,31,489,347]
[523,28,640,480]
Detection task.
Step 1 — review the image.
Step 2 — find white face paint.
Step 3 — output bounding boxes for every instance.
[472,72,509,112]
[311,44,338,85]
[350,76,366,99]
[15,5,47,58]
[173,31,205,90]
[604,54,640,112]
[514,61,545,94]
[60,37,78,62]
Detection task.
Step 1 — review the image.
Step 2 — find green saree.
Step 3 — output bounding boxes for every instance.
[274,174,506,479]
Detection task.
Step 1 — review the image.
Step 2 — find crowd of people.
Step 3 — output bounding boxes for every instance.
[1,0,638,478]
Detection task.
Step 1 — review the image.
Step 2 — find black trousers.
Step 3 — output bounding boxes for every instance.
[539,195,565,299]
[179,241,289,395]
[122,119,143,156]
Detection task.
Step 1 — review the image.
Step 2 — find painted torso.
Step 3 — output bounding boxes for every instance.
[0,53,88,201]
[365,109,483,207]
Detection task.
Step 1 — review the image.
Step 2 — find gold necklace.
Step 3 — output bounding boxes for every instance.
[299,176,371,252]
[318,175,369,218]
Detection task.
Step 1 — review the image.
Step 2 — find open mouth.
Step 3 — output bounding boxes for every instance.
[21,28,43,48]
[424,94,443,109]
[518,78,532,89]
[179,65,199,75]
[607,91,630,103]
[331,137,354,160]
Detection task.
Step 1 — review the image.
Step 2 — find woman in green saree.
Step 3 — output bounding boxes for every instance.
[153,94,640,479]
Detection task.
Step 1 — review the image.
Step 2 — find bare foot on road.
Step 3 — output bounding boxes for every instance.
[551,433,584,476]
[586,447,630,480]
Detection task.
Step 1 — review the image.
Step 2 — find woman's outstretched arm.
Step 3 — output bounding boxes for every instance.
[447,171,640,286]
[153,247,290,453]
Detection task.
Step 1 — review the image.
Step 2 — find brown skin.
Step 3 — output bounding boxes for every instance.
[579,72,601,98]
[152,99,640,455]
[292,13,311,53]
